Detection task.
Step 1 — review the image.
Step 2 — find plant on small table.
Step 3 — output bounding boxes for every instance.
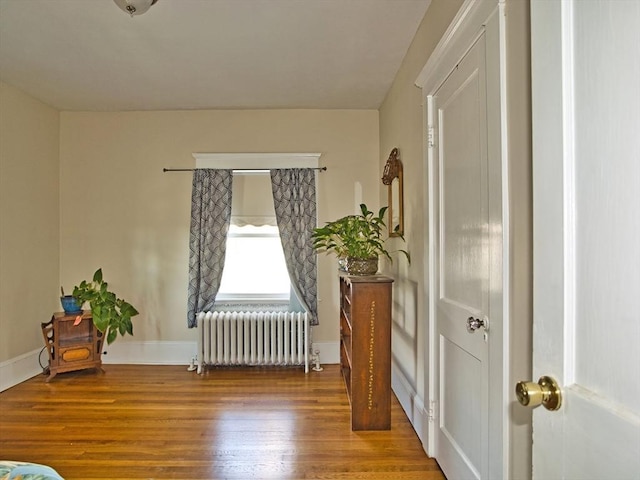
[72,268,139,344]
[312,203,409,275]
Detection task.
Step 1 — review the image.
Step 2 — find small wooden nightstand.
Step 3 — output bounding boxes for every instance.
[41,311,105,382]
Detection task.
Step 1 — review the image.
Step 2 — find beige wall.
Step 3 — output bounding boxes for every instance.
[59,109,379,347]
[378,0,465,421]
[0,81,60,362]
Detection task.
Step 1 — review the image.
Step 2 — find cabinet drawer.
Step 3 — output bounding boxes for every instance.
[59,345,93,364]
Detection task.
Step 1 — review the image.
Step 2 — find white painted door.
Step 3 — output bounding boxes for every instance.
[530,1,640,478]
[432,34,490,480]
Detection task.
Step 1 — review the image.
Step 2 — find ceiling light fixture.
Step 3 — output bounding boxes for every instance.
[113,0,158,17]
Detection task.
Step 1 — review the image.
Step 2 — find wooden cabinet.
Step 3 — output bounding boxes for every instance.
[41,311,104,382]
[339,274,393,430]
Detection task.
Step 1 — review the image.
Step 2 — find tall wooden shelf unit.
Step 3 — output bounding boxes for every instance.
[339,274,393,430]
[41,311,105,382]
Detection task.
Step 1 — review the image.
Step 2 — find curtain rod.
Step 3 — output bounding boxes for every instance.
[163,167,327,173]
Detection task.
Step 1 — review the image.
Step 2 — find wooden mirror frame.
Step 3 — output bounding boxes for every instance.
[382,147,404,237]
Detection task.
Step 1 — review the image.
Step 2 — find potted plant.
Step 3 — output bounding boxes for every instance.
[312,203,410,275]
[70,268,139,344]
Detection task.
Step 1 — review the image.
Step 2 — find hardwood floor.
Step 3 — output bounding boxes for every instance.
[0,364,445,480]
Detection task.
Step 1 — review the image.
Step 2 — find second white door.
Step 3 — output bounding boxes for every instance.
[432,34,491,480]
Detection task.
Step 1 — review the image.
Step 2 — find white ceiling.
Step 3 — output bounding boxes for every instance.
[0,0,430,112]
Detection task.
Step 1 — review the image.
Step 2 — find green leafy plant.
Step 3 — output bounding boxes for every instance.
[312,203,410,263]
[72,268,139,344]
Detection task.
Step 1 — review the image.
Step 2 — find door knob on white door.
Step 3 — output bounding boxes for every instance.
[515,376,562,411]
[466,316,486,333]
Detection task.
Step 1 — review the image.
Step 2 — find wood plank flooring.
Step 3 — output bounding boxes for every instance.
[0,364,445,480]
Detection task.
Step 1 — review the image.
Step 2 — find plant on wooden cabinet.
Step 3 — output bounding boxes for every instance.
[312,203,409,275]
[72,268,139,344]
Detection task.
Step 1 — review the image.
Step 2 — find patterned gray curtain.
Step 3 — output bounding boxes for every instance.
[187,169,233,328]
[270,168,318,325]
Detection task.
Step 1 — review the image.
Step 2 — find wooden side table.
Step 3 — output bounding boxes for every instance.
[41,311,105,382]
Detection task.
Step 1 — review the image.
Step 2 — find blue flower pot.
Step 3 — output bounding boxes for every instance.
[60,295,82,314]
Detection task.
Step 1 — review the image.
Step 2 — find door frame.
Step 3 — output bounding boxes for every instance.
[415,0,529,477]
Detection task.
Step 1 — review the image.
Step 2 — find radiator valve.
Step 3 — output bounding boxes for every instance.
[312,350,323,372]
[187,356,197,372]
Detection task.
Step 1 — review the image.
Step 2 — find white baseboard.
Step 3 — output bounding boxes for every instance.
[0,342,197,391]
[0,348,45,392]
[104,341,342,366]
[0,340,341,391]
[102,341,340,365]
[102,341,197,365]
[392,362,431,453]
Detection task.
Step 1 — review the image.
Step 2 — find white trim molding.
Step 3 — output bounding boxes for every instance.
[0,349,45,392]
[0,340,338,391]
[101,341,198,365]
[392,362,430,454]
[0,342,199,392]
[102,340,341,366]
[415,0,498,92]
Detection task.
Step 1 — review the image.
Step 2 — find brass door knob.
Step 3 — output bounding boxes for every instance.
[515,376,562,411]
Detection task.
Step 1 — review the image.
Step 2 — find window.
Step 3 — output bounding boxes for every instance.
[215,173,291,304]
[216,224,290,302]
[192,152,321,311]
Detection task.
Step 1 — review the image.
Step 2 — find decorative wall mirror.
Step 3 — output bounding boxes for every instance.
[382,147,404,236]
